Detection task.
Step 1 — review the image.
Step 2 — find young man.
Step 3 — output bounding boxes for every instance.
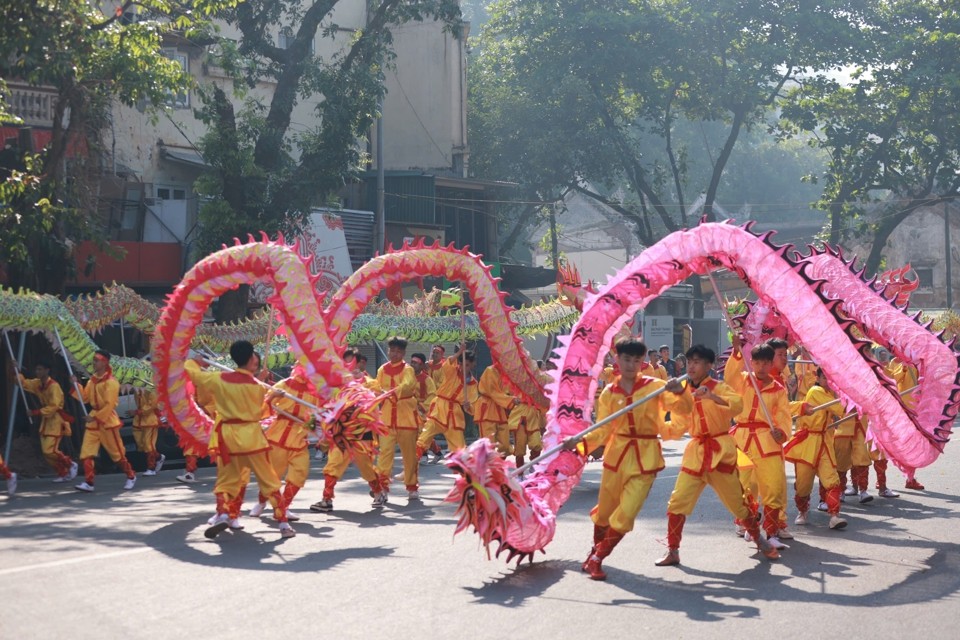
[71,350,137,492]
[311,348,389,512]
[131,385,165,476]
[249,366,322,520]
[185,341,294,539]
[177,376,216,484]
[562,337,690,581]
[784,368,847,530]
[657,345,779,566]
[410,352,442,463]
[658,345,676,377]
[476,364,518,458]
[375,336,421,501]
[416,346,478,455]
[19,361,77,482]
[644,349,667,380]
[428,344,446,387]
[832,414,874,505]
[511,361,545,469]
[724,342,791,548]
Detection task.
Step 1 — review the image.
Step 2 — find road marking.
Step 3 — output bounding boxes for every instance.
[0,547,151,576]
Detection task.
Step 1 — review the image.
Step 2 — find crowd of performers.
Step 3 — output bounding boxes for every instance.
[0,333,928,576]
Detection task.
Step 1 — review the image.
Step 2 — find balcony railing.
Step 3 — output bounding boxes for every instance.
[2,82,58,127]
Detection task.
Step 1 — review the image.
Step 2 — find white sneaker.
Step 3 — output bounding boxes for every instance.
[177,472,196,484]
[829,515,848,530]
[52,475,70,483]
[393,473,404,482]
[408,490,420,500]
[228,518,244,530]
[859,490,874,504]
[279,522,296,538]
[142,469,157,476]
[431,451,445,465]
[776,528,794,540]
[154,454,166,473]
[249,502,266,518]
[74,481,95,492]
[743,530,754,543]
[767,535,788,550]
[123,476,137,490]
[735,524,746,537]
[67,461,78,480]
[817,501,829,512]
[372,492,388,507]
[314,449,324,460]
[879,488,900,498]
[844,486,858,496]
[286,509,300,522]
[795,511,808,525]
[310,499,333,512]
[204,513,230,539]
[206,512,222,526]
[7,472,17,496]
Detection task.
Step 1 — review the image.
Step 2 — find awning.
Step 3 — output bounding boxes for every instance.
[159,144,207,168]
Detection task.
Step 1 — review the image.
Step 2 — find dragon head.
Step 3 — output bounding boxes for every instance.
[318,382,390,452]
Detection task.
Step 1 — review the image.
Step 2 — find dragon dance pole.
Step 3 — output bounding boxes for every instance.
[706,271,783,443]
[823,385,920,430]
[4,331,34,426]
[200,357,325,416]
[53,324,88,417]
[4,332,30,461]
[513,373,690,477]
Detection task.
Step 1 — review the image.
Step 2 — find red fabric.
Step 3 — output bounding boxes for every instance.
[852,465,869,491]
[762,507,781,538]
[147,451,157,470]
[323,473,337,500]
[83,458,96,484]
[185,455,198,474]
[825,486,842,515]
[666,513,686,549]
[282,482,301,504]
[795,494,810,514]
[595,528,625,559]
[874,459,888,490]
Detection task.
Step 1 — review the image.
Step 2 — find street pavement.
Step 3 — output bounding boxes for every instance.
[1,436,959,640]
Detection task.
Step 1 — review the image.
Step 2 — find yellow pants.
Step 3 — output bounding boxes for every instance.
[739,449,786,512]
[514,428,542,458]
[834,437,871,472]
[132,427,158,453]
[80,426,127,463]
[591,470,656,534]
[667,468,751,520]
[40,435,72,476]
[376,428,419,490]
[417,420,466,452]
[794,458,840,498]
[216,452,285,519]
[267,446,310,488]
[324,443,380,483]
[478,421,512,456]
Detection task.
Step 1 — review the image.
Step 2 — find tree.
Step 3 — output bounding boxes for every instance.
[779,0,960,276]
[0,1,228,294]
[469,0,869,256]
[193,0,462,320]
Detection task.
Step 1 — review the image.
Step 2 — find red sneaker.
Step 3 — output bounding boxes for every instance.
[584,555,607,580]
[905,478,925,490]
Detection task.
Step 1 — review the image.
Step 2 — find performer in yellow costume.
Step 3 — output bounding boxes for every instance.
[476,365,518,457]
[72,350,137,492]
[416,346,478,455]
[784,367,847,530]
[563,337,690,581]
[724,342,791,547]
[311,348,389,512]
[410,353,441,463]
[657,345,779,566]
[19,361,77,482]
[131,386,165,476]
[428,344,446,386]
[249,366,322,519]
[185,341,294,539]
[375,337,421,501]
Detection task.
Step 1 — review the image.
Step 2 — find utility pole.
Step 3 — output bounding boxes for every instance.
[549,203,559,271]
[946,201,953,309]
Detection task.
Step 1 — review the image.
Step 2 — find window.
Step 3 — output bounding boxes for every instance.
[277,27,314,54]
[162,49,190,109]
[915,267,934,290]
[156,185,187,201]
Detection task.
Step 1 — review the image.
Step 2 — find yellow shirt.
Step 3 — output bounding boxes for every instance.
[77,371,121,429]
[185,361,268,457]
[414,372,437,427]
[580,375,691,475]
[376,361,418,430]
[427,359,479,430]
[263,375,321,451]
[662,378,742,476]
[133,388,160,428]
[784,384,844,466]
[21,376,70,436]
[724,352,791,457]
[475,367,514,424]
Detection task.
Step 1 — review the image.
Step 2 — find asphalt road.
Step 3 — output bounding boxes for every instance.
[1,436,958,640]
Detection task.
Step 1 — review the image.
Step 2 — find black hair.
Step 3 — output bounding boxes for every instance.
[94,349,111,362]
[767,338,789,351]
[342,347,359,360]
[35,360,52,370]
[229,340,256,367]
[658,345,670,352]
[461,350,476,363]
[751,343,775,363]
[816,366,825,378]
[411,352,427,364]
[356,354,368,364]
[685,344,716,364]
[614,337,647,358]
[387,336,408,350]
